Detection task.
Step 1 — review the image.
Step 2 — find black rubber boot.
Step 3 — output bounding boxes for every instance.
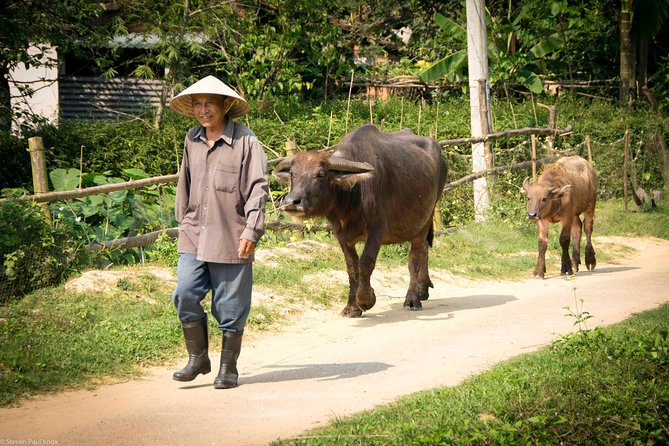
[214,331,243,389]
[173,318,211,382]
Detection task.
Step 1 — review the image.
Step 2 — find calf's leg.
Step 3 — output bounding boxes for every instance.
[559,220,574,276]
[534,219,549,279]
[570,216,583,272]
[584,205,596,270]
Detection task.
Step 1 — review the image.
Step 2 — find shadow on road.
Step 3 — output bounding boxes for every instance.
[242,361,393,385]
[354,294,517,326]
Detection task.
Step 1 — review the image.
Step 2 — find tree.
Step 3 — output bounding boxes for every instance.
[620,0,669,107]
[418,3,565,94]
[0,1,111,131]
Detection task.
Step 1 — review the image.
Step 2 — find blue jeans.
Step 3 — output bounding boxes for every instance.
[172,253,253,333]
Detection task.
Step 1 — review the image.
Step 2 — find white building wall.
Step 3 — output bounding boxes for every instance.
[9,44,60,133]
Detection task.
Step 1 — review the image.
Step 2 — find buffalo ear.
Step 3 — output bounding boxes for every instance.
[521,177,531,194]
[272,156,294,185]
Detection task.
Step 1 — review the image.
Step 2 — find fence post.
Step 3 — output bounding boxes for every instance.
[477,79,493,169]
[623,128,630,211]
[546,105,557,156]
[27,136,52,224]
[531,135,537,181]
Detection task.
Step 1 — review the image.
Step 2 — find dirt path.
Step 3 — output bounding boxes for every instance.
[1,236,668,446]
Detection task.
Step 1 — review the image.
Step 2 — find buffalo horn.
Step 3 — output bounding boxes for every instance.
[274,156,295,173]
[327,156,374,173]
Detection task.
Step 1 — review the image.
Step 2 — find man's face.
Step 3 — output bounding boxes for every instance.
[191,93,226,129]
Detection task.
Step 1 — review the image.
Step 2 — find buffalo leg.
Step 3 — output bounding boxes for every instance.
[584,205,596,270]
[534,219,549,279]
[356,228,384,312]
[559,220,574,276]
[570,216,583,272]
[339,242,362,318]
[404,233,431,311]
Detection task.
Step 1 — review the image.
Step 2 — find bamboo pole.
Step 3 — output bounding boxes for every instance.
[531,135,537,181]
[0,174,179,204]
[478,79,493,169]
[546,105,556,156]
[438,124,573,147]
[27,137,52,223]
[624,128,630,211]
[345,70,354,133]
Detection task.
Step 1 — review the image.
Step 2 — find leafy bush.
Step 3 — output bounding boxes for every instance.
[0,199,89,302]
[48,167,177,265]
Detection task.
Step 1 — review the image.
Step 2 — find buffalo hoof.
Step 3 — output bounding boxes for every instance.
[341,304,362,318]
[403,299,422,311]
[356,289,376,311]
[585,251,596,271]
[560,270,574,276]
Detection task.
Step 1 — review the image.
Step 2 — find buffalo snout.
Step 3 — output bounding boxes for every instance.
[280,194,305,213]
[526,211,539,220]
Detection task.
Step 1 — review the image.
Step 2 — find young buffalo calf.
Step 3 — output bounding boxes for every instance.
[522,155,598,278]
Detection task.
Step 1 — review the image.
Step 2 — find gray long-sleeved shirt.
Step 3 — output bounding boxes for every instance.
[175,118,268,263]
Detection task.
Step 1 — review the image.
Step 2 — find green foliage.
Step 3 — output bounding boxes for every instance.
[39,115,184,180]
[0,199,89,302]
[48,167,177,263]
[419,7,566,94]
[146,232,179,267]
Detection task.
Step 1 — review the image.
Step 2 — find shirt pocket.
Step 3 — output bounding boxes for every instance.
[214,163,239,193]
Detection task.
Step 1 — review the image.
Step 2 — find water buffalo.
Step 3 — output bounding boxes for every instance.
[274,124,448,317]
[522,155,598,278]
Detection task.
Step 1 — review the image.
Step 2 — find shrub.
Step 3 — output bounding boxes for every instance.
[0,199,90,302]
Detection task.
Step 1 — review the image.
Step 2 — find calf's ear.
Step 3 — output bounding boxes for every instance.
[521,177,531,194]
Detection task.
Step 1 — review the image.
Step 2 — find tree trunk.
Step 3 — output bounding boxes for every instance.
[637,36,649,88]
[0,64,12,132]
[619,0,635,108]
[652,131,669,195]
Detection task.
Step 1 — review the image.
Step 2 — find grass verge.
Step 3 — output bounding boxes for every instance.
[272,303,669,445]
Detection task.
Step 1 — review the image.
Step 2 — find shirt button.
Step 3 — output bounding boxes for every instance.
[201,225,205,229]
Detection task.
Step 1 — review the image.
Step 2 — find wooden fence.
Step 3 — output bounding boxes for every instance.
[0,124,574,251]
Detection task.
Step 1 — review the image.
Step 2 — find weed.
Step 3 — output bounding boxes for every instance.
[563,279,592,331]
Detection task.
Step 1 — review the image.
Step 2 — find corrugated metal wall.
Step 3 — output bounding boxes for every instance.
[59,76,165,120]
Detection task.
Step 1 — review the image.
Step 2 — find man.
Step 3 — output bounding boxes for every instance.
[168,75,268,389]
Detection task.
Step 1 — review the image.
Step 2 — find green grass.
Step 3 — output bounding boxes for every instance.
[0,199,667,407]
[0,278,181,406]
[597,199,669,239]
[271,304,669,445]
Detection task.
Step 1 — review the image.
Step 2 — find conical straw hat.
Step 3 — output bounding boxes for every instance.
[168,75,250,119]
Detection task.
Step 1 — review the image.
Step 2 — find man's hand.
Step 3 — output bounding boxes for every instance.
[238,239,256,259]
